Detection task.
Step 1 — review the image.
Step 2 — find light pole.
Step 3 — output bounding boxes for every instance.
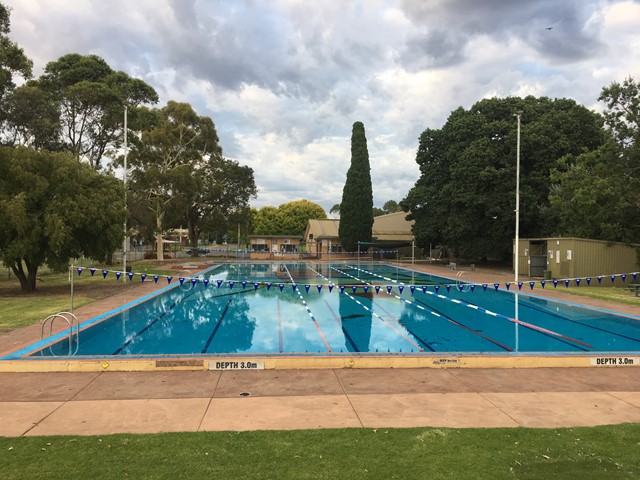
[514,110,522,342]
[514,111,522,287]
[122,106,128,275]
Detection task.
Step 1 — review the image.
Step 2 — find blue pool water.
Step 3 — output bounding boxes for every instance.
[17,262,640,357]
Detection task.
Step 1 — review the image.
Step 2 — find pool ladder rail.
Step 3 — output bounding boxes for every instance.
[456,271,471,293]
[40,312,79,356]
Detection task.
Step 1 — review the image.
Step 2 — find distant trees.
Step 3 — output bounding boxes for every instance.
[252,200,326,236]
[549,77,640,243]
[0,147,125,292]
[402,96,606,260]
[339,121,373,251]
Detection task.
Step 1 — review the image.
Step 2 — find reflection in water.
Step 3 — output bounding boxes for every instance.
[338,291,373,352]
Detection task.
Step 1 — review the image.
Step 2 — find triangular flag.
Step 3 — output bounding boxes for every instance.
[217,280,223,288]
[575,278,581,286]
[586,277,591,286]
[316,285,322,293]
[482,284,488,292]
[89,268,96,276]
[266,282,272,290]
[167,276,173,284]
[102,270,108,279]
[305,284,310,293]
[410,286,415,295]
[203,279,209,287]
[386,285,393,294]
[77,267,83,276]
[375,285,381,294]
[328,285,334,293]
[457,285,464,292]
[229,281,235,289]
[633,273,638,281]
[153,275,159,284]
[435,286,440,293]
[115,272,122,281]
[191,278,197,287]
[242,281,247,289]
[610,275,616,283]
[279,284,284,292]
[529,281,535,290]
[352,286,357,293]
[445,285,451,293]
[254,283,260,290]
[493,283,499,291]
[141,274,147,283]
[127,272,134,281]
[621,274,627,282]
[398,286,404,294]
[422,286,428,293]
[505,283,511,290]
[597,276,603,284]
[291,284,297,292]
[339,285,345,293]
[363,286,369,294]
[540,280,546,289]
[564,279,570,288]
[179,278,185,285]
[517,282,523,290]
[553,280,559,288]
[470,285,475,293]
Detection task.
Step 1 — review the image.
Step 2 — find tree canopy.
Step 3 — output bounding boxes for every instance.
[252,200,326,236]
[0,146,125,291]
[339,121,373,251]
[401,96,606,260]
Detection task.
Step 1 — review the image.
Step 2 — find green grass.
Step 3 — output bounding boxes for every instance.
[0,262,179,331]
[1,425,639,479]
[556,286,640,307]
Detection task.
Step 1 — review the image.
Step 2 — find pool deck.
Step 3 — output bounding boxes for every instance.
[1,260,640,436]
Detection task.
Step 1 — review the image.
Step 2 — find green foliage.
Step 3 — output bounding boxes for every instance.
[402,96,606,260]
[0,3,32,100]
[549,77,640,243]
[30,53,158,169]
[382,199,402,214]
[252,200,326,236]
[339,121,373,251]
[0,146,125,291]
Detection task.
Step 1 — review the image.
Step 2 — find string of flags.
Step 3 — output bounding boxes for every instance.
[72,266,639,295]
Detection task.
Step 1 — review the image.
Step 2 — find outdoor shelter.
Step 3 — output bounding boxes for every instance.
[515,237,640,280]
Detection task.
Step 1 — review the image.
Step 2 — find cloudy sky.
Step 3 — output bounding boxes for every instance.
[4,0,640,212]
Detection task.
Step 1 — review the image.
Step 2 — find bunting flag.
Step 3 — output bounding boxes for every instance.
[179,277,185,285]
[305,284,311,293]
[540,280,546,289]
[153,275,159,284]
[352,285,358,293]
[621,274,627,282]
[90,268,96,276]
[191,278,197,287]
[597,276,603,284]
[493,284,499,291]
[115,272,122,281]
[339,285,345,293]
[470,285,475,293]
[505,283,511,290]
[553,280,559,288]
[457,285,464,292]
[77,267,83,276]
[141,273,147,283]
[102,270,108,279]
[229,281,235,289]
[278,284,284,292]
[517,282,523,290]
[610,275,616,283]
[363,285,369,294]
[316,285,322,293]
[422,286,428,293]
[445,285,451,293]
[386,286,393,294]
[375,285,381,294]
[217,280,223,288]
[242,281,247,289]
[266,282,272,290]
[291,284,297,292]
[435,286,441,293]
[586,277,591,286]
[167,276,173,284]
[575,278,581,286]
[203,278,209,287]
[398,286,404,294]
[254,283,260,290]
[564,279,570,288]
[127,272,134,281]
[329,285,334,293]
[482,284,488,292]
[529,281,535,290]
[410,286,415,295]
[633,273,638,281]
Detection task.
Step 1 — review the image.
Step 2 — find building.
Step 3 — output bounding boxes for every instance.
[248,234,303,259]
[516,237,640,280]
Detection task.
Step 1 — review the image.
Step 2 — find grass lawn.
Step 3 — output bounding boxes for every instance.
[1,425,639,479]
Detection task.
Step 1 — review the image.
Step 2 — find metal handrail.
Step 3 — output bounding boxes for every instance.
[456,271,471,293]
[41,312,79,356]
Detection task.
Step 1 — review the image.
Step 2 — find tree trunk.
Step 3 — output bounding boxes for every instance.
[156,211,164,261]
[187,214,199,258]
[11,260,38,292]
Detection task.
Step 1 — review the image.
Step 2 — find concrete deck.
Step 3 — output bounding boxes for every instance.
[1,367,640,436]
[1,260,639,436]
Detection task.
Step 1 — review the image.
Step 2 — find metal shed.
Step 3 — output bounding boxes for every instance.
[515,237,640,280]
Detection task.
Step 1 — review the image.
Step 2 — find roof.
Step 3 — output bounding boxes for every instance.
[247,234,303,239]
[372,211,414,242]
[304,218,340,239]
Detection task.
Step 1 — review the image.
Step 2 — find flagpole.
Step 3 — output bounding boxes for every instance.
[123,106,128,275]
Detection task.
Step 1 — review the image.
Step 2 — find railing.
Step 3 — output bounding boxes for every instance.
[40,312,79,356]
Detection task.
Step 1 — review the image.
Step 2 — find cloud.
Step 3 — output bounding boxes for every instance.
[3,0,640,213]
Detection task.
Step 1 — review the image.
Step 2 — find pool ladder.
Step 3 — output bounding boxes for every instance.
[40,312,79,356]
[456,271,471,293]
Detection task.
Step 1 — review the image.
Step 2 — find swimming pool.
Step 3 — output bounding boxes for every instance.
[11,262,640,358]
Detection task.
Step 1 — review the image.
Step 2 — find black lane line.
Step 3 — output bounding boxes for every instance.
[372,300,436,352]
[201,299,234,354]
[503,296,640,344]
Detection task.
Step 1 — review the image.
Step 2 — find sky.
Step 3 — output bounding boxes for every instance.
[4,0,640,213]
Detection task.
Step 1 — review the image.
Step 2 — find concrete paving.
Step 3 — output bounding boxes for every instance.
[1,367,640,436]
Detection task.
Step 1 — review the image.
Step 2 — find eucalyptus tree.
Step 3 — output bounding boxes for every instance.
[0,146,125,292]
[339,121,373,252]
[251,200,326,236]
[32,53,158,169]
[0,3,32,101]
[127,101,222,260]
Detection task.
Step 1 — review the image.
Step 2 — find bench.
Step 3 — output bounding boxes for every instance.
[629,284,640,297]
[447,262,457,271]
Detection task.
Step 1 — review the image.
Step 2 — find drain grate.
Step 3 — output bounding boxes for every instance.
[239,392,251,397]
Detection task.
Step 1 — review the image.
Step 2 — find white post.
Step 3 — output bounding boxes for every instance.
[412,240,415,265]
[123,105,128,275]
[514,110,522,348]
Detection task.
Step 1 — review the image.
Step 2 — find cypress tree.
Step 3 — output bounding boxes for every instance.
[339,121,373,252]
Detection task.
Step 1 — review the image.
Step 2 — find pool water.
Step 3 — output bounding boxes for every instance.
[26,262,640,357]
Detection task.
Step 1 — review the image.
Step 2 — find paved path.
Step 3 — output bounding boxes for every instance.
[1,367,640,436]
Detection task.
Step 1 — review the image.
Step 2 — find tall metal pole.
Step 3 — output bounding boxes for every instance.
[123,106,128,275]
[514,111,522,345]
